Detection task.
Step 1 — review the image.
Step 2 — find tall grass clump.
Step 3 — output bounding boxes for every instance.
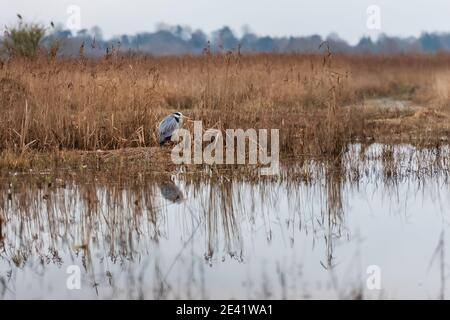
[1,16,46,59]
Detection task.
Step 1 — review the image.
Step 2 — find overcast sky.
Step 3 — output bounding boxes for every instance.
[1,0,449,44]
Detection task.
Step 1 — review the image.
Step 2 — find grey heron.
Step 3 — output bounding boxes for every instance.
[158,111,184,146]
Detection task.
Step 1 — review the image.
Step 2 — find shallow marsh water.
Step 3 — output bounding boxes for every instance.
[0,143,450,299]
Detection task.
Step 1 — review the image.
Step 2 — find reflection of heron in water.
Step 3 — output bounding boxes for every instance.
[158,179,184,204]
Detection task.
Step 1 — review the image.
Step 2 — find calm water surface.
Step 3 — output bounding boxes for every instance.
[0,144,449,299]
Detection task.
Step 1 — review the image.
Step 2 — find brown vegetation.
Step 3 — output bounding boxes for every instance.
[1,51,450,170]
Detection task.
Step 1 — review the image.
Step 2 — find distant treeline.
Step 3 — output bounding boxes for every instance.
[16,24,450,56]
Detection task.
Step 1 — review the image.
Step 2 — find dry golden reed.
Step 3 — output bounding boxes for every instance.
[1,51,450,167]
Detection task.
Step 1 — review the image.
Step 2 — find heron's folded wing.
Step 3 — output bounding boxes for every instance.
[159,116,179,139]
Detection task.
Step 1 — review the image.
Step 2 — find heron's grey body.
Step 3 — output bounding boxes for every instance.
[159,112,183,146]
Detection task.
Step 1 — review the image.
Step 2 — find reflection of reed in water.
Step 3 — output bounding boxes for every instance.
[184,173,244,263]
[0,144,449,298]
[323,156,345,270]
[0,213,4,243]
[0,174,165,269]
[206,179,242,262]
